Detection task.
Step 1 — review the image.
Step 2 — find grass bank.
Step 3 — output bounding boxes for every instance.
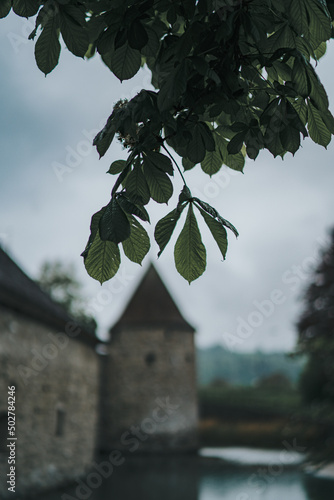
[198,386,325,449]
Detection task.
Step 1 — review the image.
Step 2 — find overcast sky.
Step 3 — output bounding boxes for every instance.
[1,12,334,353]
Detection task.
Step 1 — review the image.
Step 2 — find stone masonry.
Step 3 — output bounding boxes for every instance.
[0,306,100,497]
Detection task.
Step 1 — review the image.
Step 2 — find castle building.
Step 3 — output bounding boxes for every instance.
[0,248,100,497]
[0,251,198,498]
[100,264,198,453]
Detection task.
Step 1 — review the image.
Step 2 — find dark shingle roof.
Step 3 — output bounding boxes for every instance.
[110,264,194,332]
[0,247,97,347]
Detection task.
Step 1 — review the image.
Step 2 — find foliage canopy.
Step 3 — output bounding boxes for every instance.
[3,0,334,282]
[37,260,97,332]
[294,228,334,463]
[296,228,334,405]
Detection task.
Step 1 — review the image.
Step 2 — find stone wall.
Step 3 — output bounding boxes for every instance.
[0,306,100,498]
[100,326,198,453]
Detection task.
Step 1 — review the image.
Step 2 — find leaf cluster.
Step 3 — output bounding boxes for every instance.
[4,0,334,282]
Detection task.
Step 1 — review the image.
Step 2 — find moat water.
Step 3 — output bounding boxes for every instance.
[40,448,334,500]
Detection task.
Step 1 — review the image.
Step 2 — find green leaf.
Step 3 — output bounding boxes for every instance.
[272,61,292,82]
[291,97,308,125]
[157,60,188,112]
[124,163,151,205]
[227,132,246,155]
[111,161,133,198]
[215,133,245,172]
[174,204,206,283]
[178,185,192,205]
[60,4,85,25]
[59,7,89,57]
[289,0,309,35]
[122,215,150,264]
[182,158,196,171]
[246,144,259,161]
[314,41,327,60]
[199,122,216,151]
[307,65,329,111]
[295,36,316,60]
[292,58,310,97]
[12,0,39,17]
[99,198,131,243]
[197,207,228,260]
[141,26,160,57]
[108,42,141,81]
[81,207,104,260]
[128,19,148,50]
[306,0,332,44]
[320,109,334,134]
[307,100,331,147]
[82,209,121,284]
[264,127,285,157]
[0,0,11,18]
[93,119,116,158]
[143,151,173,175]
[225,152,245,172]
[175,27,194,60]
[143,161,173,203]
[111,161,133,199]
[107,159,127,174]
[201,149,222,176]
[186,123,206,163]
[35,15,61,75]
[97,27,116,55]
[279,126,300,155]
[193,198,239,238]
[154,191,189,258]
[84,236,120,284]
[117,195,150,222]
[266,23,296,52]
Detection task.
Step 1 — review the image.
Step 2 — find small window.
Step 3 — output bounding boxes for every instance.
[55,407,66,437]
[0,412,7,453]
[145,352,156,366]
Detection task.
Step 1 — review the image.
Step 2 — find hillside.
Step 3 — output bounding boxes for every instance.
[196,345,305,387]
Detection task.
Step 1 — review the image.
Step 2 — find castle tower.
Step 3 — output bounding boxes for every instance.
[100,264,198,453]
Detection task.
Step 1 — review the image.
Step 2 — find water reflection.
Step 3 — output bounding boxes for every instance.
[37,453,334,500]
[201,469,308,500]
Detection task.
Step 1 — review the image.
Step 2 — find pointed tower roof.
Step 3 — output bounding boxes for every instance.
[110,264,194,332]
[0,247,97,346]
